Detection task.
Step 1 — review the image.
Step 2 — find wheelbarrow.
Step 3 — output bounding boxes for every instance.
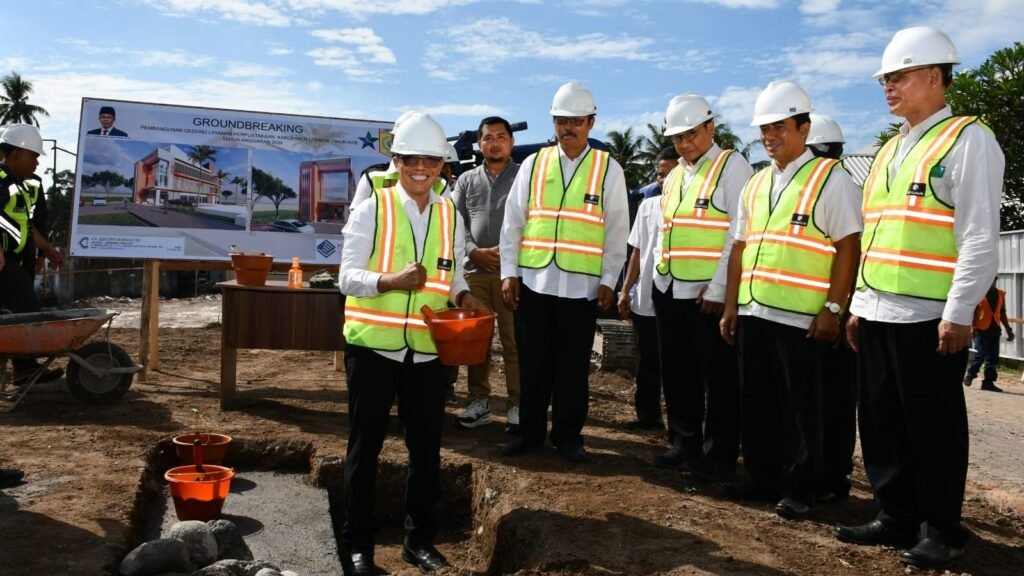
[0,308,142,412]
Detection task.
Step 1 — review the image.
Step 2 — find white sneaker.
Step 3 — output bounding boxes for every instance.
[505,405,520,434]
[457,398,491,429]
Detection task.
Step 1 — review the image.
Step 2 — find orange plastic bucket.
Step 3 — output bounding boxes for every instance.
[423,308,495,366]
[172,434,233,466]
[165,465,235,521]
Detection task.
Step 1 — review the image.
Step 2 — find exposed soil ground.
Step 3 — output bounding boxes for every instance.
[2,295,1024,575]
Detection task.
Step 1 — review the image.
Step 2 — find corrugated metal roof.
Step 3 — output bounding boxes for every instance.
[840,154,874,188]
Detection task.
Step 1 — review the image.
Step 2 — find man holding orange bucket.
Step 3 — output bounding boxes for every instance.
[339,112,483,576]
[499,82,629,463]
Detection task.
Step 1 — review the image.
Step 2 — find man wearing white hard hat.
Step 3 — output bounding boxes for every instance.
[339,112,483,575]
[499,82,629,463]
[719,81,862,519]
[835,27,1005,569]
[648,93,753,480]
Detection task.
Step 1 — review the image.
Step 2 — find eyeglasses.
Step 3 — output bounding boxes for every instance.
[553,116,588,127]
[671,124,706,143]
[877,65,934,86]
[396,155,442,168]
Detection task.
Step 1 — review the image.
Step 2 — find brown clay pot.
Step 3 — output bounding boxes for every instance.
[230,253,273,286]
[172,433,233,465]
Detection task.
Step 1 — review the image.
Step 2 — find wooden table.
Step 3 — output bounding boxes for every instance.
[216,280,344,409]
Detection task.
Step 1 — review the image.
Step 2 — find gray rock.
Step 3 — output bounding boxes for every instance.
[280,572,300,576]
[206,519,254,561]
[254,569,282,576]
[120,538,192,576]
[190,560,281,576]
[168,521,219,568]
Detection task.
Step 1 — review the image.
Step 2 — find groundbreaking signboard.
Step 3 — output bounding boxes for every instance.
[70,98,393,263]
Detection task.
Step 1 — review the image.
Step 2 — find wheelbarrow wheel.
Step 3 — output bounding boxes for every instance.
[66,342,134,404]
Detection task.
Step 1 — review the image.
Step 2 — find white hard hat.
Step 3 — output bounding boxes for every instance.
[390,112,447,157]
[393,110,416,131]
[874,26,959,78]
[665,93,714,136]
[444,142,458,163]
[0,123,46,156]
[550,82,597,117]
[751,80,813,127]
[807,114,845,144]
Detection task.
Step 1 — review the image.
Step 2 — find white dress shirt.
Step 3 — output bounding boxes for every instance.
[499,144,629,299]
[628,196,661,317]
[850,106,1004,326]
[339,182,470,363]
[652,144,754,302]
[734,148,863,330]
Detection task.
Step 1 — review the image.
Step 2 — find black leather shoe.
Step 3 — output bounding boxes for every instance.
[653,446,694,470]
[345,551,374,576]
[680,457,736,482]
[775,497,811,519]
[900,535,964,568]
[401,542,450,574]
[719,478,778,502]
[980,381,1004,392]
[833,520,916,547]
[623,419,664,431]
[0,468,25,489]
[502,437,539,457]
[555,443,590,463]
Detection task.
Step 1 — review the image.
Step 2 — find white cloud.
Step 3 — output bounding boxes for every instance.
[522,74,568,86]
[687,0,780,8]
[222,63,290,78]
[137,50,215,68]
[310,28,396,64]
[799,0,840,14]
[424,18,661,81]
[396,103,508,118]
[266,47,295,56]
[592,111,665,139]
[708,85,764,142]
[285,0,476,18]
[141,0,293,27]
[922,0,1023,59]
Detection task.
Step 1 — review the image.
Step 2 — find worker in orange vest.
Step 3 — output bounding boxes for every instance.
[964,280,1014,392]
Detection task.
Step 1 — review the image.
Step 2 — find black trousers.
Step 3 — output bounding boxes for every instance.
[1,251,40,371]
[821,343,857,497]
[653,288,740,465]
[737,316,825,501]
[857,319,969,545]
[515,283,597,449]
[630,312,663,424]
[342,344,447,552]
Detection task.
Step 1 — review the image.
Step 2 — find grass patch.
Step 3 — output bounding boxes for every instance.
[78,213,151,226]
[251,210,298,225]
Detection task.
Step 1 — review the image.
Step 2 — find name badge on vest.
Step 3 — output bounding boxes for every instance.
[907,182,926,197]
[436,258,453,272]
[693,198,710,210]
[790,213,809,227]
[583,194,600,205]
[382,178,397,188]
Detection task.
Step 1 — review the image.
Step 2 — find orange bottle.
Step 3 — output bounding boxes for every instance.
[288,257,303,288]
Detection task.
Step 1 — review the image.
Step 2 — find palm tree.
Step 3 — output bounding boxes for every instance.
[605,128,646,190]
[713,119,759,159]
[230,176,246,205]
[186,145,217,168]
[0,72,49,126]
[635,123,674,183]
[874,122,902,148]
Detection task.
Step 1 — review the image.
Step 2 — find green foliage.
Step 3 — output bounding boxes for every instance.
[187,145,217,168]
[251,167,297,217]
[604,127,646,190]
[81,170,126,196]
[44,169,74,250]
[713,120,759,159]
[0,72,48,126]
[946,42,1024,230]
[873,122,902,148]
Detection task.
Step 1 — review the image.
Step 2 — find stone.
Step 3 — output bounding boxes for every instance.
[168,521,218,568]
[280,572,300,576]
[254,569,282,576]
[206,519,254,561]
[119,538,192,576]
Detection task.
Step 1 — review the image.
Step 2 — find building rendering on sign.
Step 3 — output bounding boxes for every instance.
[134,144,221,206]
[298,157,356,226]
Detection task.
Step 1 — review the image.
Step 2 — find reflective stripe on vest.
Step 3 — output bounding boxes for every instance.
[738,157,839,316]
[858,116,977,301]
[0,172,38,254]
[369,169,446,196]
[656,149,734,281]
[342,187,455,354]
[517,146,610,277]
[974,288,1004,331]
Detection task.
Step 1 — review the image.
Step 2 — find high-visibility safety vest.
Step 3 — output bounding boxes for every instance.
[518,145,611,277]
[369,169,446,196]
[0,168,39,254]
[858,116,979,301]
[342,187,457,354]
[973,288,1005,331]
[656,149,734,281]
[738,157,840,316]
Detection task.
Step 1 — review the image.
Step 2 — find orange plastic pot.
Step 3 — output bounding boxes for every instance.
[422,308,495,366]
[172,434,232,466]
[230,253,273,286]
[165,465,235,521]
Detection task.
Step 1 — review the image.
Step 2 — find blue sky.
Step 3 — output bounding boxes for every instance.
[7,0,1022,190]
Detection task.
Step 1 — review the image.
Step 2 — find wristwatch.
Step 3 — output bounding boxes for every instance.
[824,301,842,315]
